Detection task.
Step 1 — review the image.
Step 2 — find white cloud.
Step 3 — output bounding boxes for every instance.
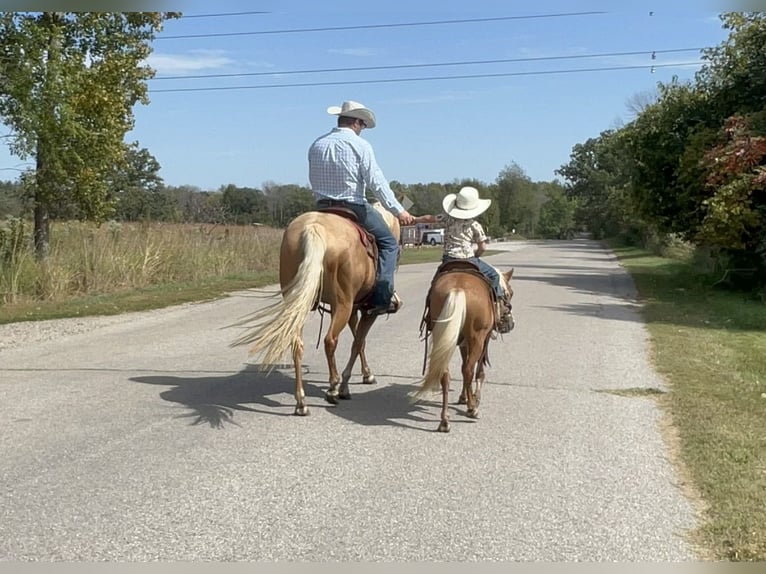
[147,51,235,75]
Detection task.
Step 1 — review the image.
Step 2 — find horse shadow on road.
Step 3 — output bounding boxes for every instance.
[131,364,307,428]
[131,366,456,432]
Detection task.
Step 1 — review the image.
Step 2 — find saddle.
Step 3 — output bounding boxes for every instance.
[419,260,502,333]
[317,207,378,262]
[317,206,379,307]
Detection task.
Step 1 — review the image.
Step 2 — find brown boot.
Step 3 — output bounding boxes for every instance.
[496,299,514,333]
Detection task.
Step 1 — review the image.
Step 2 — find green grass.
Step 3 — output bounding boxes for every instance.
[609,243,766,562]
[0,272,278,324]
[0,245,501,324]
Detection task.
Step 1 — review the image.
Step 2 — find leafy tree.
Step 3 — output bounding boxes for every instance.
[696,12,766,119]
[536,182,576,239]
[495,163,545,237]
[0,179,26,217]
[261,182,314,227]
[622,80,718,238]
[0,11,180,257]
[220,184,271,225]
[557,130,643,240]
[112,143,172,221]
[698,116,766,256]
[397,182,448,216]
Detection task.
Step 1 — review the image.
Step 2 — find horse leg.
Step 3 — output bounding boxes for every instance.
[474,341,489,411]
[438,370,451,433]
[340,313,377,398]
[345,310,376,384]
[292,332,309,416]
[324,301,353,405]
[357,314,377,385]
[463,335,486,420]
[457,343,468,405]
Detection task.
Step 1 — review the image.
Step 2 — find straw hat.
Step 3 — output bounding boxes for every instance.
[327,100,377,129]
[442,186,491,219]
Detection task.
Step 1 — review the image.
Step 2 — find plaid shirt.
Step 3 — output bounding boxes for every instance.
[436,213,488,259]
[308,127,404,215]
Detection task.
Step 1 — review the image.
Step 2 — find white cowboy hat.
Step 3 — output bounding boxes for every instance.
[442,186,492,219]
[327,100,377,129]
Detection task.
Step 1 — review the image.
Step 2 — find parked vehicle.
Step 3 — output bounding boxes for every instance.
[421,229,444,245]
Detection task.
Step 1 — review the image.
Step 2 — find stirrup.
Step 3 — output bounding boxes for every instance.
[363,293,403,316]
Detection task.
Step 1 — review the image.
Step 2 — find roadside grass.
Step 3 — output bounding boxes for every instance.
[0,220,283,324]
[0,227,449,324]
[0,273,278,324]
[609,242,766,562]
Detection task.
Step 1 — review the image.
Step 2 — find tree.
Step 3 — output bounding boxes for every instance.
[0,11,180,257]
[495,163,545,237]
[220,184,271,225]
[696,13,766,119]
[557,130,641,240]
[261,182,314,227]
[0,179,26,217]
[536,182,576,239]
[622,79,717,237]
[111,142,169,221]
[697,116,766,285]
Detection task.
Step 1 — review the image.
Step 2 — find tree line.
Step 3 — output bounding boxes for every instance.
[556,13,766,289]
[0,162,575,239]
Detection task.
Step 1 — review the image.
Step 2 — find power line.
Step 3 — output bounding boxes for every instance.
[156,12,609,40]
[151,48,704,81]
[148,61,702,93]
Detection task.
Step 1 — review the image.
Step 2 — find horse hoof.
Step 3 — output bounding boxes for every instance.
[437,421,451,433]
[362,374,376,385]
[467,409,480,419]
[338,392,352,400]
[294,406,310,416]
[324,391,339,405]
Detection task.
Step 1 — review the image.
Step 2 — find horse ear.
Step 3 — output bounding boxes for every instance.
[505,268,514,281]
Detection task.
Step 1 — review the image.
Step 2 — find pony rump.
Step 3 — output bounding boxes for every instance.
[231,223,325,367]
[413,289,466,399]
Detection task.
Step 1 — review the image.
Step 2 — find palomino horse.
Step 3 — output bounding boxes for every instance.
[231,202,400,416]
[413,261,514,432]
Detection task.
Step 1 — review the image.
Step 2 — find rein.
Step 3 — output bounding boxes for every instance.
[314,303,331,349]
[419,296,431,375]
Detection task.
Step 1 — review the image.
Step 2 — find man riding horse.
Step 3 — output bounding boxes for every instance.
[308,100,415,316]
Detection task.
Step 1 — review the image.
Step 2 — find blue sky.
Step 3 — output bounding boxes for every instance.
[0,2,743,191]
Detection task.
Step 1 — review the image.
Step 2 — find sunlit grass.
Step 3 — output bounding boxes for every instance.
[610,243,766,561]
[0,221,282,323]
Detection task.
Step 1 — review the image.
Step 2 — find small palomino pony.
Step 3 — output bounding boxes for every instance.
[413,261,514,432]
[231,202,399,416]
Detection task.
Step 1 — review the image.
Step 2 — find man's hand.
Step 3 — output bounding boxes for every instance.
[397,210,415,226]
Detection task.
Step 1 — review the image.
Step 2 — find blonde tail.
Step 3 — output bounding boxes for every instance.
[231,224,325,366]
[413,289,466,398]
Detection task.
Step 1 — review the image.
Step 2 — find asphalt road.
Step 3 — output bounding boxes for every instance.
[0,239,699,561]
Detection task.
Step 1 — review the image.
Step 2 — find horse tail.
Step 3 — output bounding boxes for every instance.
[413,289,466,398]
[231,223,325,366]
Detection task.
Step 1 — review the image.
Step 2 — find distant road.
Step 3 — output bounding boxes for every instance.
[0,239,698,561]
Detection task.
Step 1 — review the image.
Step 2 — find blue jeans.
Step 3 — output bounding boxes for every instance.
[442,255,504,300]
[317,200,399,306]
